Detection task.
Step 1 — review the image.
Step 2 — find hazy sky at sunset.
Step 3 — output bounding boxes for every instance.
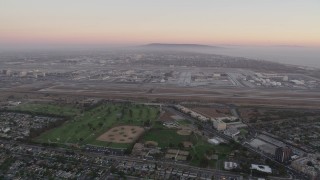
[1,0,320,46]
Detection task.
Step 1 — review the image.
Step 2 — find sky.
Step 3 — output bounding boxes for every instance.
[1,0,320,47]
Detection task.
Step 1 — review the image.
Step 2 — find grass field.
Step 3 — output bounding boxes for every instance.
[141,122,198,148]
[240,128,248,136]
[142,129,192,148]
[189,139,233,168]
[12,103,80,116]
[177,119,192,125]
[32,103,159,148]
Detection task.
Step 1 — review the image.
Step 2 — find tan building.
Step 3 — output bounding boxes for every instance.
[212,119,227,131]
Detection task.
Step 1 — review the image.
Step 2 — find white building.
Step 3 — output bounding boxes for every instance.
[290,80,305,85]
[2,127,10,133]
[208,138,220,145]
[20,71,27,77]
[215,116,238,122]
[251,164,272,174]
[5,69,12,76]
[8,101,21,106]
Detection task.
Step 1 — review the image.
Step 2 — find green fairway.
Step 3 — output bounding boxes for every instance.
[12,103,80,116]
[33,103,159,148]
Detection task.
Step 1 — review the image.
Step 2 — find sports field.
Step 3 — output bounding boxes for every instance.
[142,122,234,168]
[32,103,159,148]
[141,122,197,148]
[97,125,144,143]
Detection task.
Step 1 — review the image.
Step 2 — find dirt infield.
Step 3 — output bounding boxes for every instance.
[97,126,145,143]
[177,129,192,136]
[145,141,158,147]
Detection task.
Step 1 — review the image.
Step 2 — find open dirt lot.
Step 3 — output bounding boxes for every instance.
[97,126,144,143]
[191,107,231,118]
[159,111,176,121]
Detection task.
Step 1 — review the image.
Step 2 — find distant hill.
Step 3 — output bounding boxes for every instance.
[141,43,220,49]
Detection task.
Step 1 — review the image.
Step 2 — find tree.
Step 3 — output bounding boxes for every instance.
[278,165,287,176]
[147,108,150,117]
[199,156,209,167]
[110,165,117,173]
[87,123,93,129]
[186,154,192,161]
[169,143,174,148]
[178,142,184,150]
[144,120,151,127]
[98,122,104,127]
[206,149,214,156]
[118,171,125,178]
[307,161,313,166]
[124,146,132,155]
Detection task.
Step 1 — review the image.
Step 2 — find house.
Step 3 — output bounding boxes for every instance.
[224,162,238,170]
[224,127,240,138]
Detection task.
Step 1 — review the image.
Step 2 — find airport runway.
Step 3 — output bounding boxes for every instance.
[3,81,320,108]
